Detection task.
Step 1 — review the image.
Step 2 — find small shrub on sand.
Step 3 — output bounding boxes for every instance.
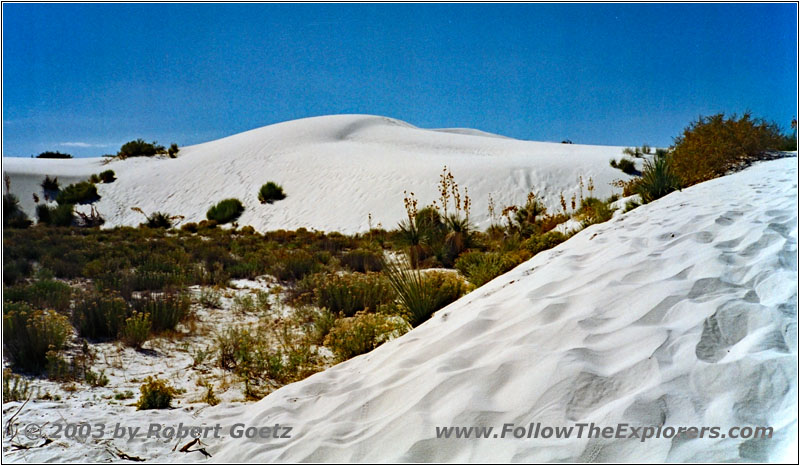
[324,311,410,362]
[118,139,165,159]
[121,312,151,348]
[136,377,176,410]
[305,272,396,317]
[610,157,638,175]
[99,170,116,183]
[384,259,468,327]
[130,292,189,332]
[56,181,99,205]
[3,370,33,402]
[340,248,384,273]
[636,153,682,203]
[36,203,75,226]
[522,231,569,256]
[258,182,286,204]
[574,197,615,227]
[72,292,130,339]
[41,175,60,193]
[3,303,71,372]
[206,198,244,224]
[454,251,523,287]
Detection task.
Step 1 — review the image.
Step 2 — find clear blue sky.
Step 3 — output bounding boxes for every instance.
[3,3,797,157]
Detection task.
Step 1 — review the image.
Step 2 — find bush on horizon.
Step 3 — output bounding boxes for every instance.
[118,139,165,159]
[206,198,244,224]
[258,182,286,204]
[36,151,72,159]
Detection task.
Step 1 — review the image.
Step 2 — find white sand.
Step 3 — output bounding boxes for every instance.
[2,115,634,233]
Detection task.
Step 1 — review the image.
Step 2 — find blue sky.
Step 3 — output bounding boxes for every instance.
[3,3,797,157]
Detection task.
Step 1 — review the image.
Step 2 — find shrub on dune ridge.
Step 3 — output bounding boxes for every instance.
[206,198,244,224]
[636,153,682,203]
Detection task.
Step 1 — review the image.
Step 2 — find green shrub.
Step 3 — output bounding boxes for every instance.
[384,260,467,327]
[136,377,176,410]
[3,303,71,372]
[324,312,409,362]
[340,248,384,272]
[574,197,615,227]
[3,370,33,402]
[671,113,787,186]
[270,249,323,282]
[454,251,523,287]
[118,139,165,159]
[56,182,99,205]
[637,153,682,203]
[36,203,74,226]
[3,279,73,313]
[610,157,638,175]
[99,170,116,183]
[130,292,189,332]
[36,151,72,159]
[167,143,179,158]
[308,272,395,317]
[522,231,569,256]
[3,193,31,228]
[72,292,130,339]
[258,182,286,204]
[206,198,244,224]
[41,175,60,193]
[121,312,151,348]
[143,212,173,229]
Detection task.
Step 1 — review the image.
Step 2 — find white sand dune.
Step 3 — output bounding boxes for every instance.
[202,157,796,463]
[2,115,633,233]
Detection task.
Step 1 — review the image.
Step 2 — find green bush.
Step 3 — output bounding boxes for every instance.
[121,312,151,348]
[574,197,615,227]
[99,170,116,183]
[455,251,523,287]
[637,153,682,203]
[307,272,395,317]
[118,139,165,159]
[671,113,787,186]
[522,231,569,256]
[258,182,286,204]
[4,279,73,313]
[72,292,130,339]
[167,143,179,158]
[56,182,99,205]
[3,193,31,228]
[3,303,71,372]
[36,203,75,226]
[270,249,323,282]
[136,377,176,410]
[130,292,189,332]
[384,260,467,327]
[206,198,244,224]
[324,312,409,362]
[340,248,384,273]
[610,157,638,175]
[36,151,72,159]
[41,175,60,193]
[142,212,173,229]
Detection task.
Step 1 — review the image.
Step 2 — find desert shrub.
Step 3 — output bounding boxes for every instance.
[624,199,641,212]
[610,157,638,175]
[37,203,75,226]
[308,272,395,317]
[85,369,109,387]
[89,174,101,183]
[270,249,323,282]
[136,377,176,410]
[56,181,99,205]
[3,370,33,402]
[121,312,151,348]
[258,182,286,204]
[99,170,116,183]
[143,211,173,229]
[181,222,198,233]
[3,303,71,372]
[36,151,72,159]
[574,197,615,227]
[4,260,32,286]
[384,260,467,327]
[41,175,60,193]
[324,312,410,362]
[118,139,165,159]
[232,293,256,314]
[340,248,384,272]
[72,292,130,339]
[206,198,244,224]
[671,113,787,186]
[167,143,179,158]
[198,288,222,308]
[522,231,569,256]
[622,147,643,158]
[454,251,523,287]
[3,193,31,228]
[3,279,72,313]
[637,153,682,203]
[130,292,189,332]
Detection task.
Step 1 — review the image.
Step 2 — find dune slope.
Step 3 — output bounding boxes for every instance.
[2,115,633,233]
[209,157,797,462]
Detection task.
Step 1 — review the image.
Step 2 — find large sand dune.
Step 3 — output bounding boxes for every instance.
[205,157,797,462]
[2,115,634,233]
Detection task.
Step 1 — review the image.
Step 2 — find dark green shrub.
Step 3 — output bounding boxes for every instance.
[130,292,190,332]
[671,113,787,186]
[637,153,682,203]
[522,231,569,256]
[4,260,32,286]
[206,198,244,224]
[454,251,523,287]
[72,292,130,339]
[99,170,116,183]
[384,259,467,327]
[340,248,384,272]
[143,212,173,229]
[36,151,72,159]
[118,139,165,158]
[3,193,31,228]
[270,249,322,282]
[4,279,73,313]
[258,182,286,204]
[610,157,638,175]
[574,197,615,227]
[37,203,75,226]
[41,175,60,193]
[136,377,176,410]
[3,303,71,372]
[308,272,395,317]
[167,143,179,158]
[56,182,99,205]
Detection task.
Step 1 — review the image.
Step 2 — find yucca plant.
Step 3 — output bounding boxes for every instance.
[637,153,682,203]
[383,257,466,327]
